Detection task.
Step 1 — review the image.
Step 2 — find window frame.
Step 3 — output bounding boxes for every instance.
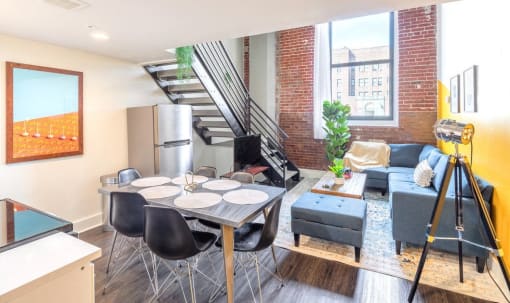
[329,12,395,121]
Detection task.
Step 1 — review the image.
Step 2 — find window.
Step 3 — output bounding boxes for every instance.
[330,12,394,120]
[372,77,383,86]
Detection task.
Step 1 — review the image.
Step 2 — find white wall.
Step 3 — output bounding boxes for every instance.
[249,33,277,120]
[222,38,245,78]
[0,33,167,232]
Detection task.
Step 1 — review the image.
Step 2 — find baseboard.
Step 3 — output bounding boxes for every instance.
[73,212,103,233]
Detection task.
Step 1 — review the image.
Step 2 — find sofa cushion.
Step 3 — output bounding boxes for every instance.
[364,167,388,180]
[389,144,424,168]
[413,160,434,187]
[389,179,438,198]
[365,166,415,181]
[426,149,443,168]
[388,172,414,183]
[432,154,449,191]
[418,145,438,162]
[387,167,415,174]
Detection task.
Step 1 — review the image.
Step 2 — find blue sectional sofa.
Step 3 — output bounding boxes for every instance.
[363,144,493,272]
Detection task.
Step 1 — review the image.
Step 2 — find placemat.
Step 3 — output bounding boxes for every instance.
[130,176,172,187]
[202,179,241,191]
[223,189,269,205]
[172,174,208,185]
[174,192,222,209]
[138,186,181,199]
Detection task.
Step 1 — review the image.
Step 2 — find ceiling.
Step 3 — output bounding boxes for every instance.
[0,0,453,63]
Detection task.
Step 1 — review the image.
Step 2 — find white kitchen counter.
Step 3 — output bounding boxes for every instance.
[0,232,101,303]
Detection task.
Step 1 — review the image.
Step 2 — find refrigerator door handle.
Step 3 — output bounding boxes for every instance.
[158,139,191,148]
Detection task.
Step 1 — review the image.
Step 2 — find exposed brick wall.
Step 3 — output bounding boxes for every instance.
[276,6,437,170]
[243,37,250,89]
[276,26,328,169]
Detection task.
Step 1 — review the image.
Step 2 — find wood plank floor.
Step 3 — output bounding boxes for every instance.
[80,227,492,303]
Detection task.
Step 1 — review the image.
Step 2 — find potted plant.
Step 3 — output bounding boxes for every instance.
[329,158,345,184]
[175,46,194,79]
[322,100,351,163]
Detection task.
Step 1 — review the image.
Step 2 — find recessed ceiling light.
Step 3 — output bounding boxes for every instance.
[44,0,89,10]
[90,30,110,41]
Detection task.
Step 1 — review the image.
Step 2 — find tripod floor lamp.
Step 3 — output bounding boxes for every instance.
[408,119,510,302]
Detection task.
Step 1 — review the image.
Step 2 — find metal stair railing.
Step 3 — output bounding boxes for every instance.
[193,41,290,185]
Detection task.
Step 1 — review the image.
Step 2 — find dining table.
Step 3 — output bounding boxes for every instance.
[98,176,286,303]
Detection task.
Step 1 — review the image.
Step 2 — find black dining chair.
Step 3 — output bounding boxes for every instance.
[215,199,284,303]
[118,167,142,186]
[144,205,221,303]
[104,192,151,294]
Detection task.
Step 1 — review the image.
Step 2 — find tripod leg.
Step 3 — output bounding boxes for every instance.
[454,161,464,283]
[408,155,456,302]
[458,235,464,282]
[460,157,510,292]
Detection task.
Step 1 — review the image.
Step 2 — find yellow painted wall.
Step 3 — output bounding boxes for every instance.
[438,0,510,264]
[438,80,510,264]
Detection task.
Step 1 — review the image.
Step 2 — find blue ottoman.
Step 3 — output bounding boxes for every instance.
[291,192,367,262]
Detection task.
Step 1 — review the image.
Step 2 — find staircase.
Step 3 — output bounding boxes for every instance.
[144,41,300,187]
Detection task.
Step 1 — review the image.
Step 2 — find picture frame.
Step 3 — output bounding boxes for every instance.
[463,65,477,113]
[449,74,460,113]
[6,62,83,163]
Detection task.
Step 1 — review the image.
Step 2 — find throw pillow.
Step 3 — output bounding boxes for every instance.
[413,159,434,187]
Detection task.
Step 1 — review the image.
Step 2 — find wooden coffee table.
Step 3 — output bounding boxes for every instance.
[311,172,367,199]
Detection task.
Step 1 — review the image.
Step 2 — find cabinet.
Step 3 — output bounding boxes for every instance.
[0,232,101,303]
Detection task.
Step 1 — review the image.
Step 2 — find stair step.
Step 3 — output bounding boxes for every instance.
[211,138,234,146]
[204,130,235,138]
[157,71,198,81]
[197,120,229,128]
[178,98,213,105]
[193,110,222,117]
[168,83,205,93]
[147,63,178,73]
[159,78,201,87]
[173,92,209,99]
[272,168,298,181]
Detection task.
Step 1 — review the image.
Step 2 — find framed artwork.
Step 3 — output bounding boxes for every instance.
[463,65,478,113]
[6,62,83,163]
[449,74,460,113]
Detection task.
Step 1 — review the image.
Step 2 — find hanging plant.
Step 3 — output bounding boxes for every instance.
[175,46,194,79]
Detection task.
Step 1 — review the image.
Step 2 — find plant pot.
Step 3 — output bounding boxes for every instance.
[335,177,345,185]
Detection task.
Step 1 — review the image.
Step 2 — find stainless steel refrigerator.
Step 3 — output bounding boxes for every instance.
[127,104,193,177]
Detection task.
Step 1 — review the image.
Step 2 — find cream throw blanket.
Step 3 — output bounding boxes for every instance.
[343,141,391,172]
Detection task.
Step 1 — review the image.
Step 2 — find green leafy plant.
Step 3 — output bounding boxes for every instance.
[175,46,193,79]
[323,100,351,164]
[329,158,345,178]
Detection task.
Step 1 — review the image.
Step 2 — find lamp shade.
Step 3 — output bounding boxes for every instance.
[433,119,474,145]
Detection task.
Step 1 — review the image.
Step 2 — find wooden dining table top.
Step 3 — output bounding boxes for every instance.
[98,180,286,228]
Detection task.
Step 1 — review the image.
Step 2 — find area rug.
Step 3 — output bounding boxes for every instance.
[274,175,507,302]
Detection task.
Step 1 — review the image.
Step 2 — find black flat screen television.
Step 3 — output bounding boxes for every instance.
[234,134,262,171]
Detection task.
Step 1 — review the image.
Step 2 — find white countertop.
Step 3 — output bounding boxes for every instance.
[0,232,101,301]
